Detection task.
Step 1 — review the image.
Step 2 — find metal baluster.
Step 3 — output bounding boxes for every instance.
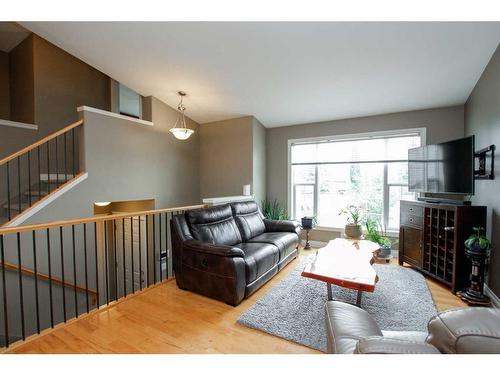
[47,229,54,328]
[6,162,11,220]
[17,233,25,340]
[139,216,143,291]
[83,223,89,313]
[64,132,68,183]
[55,137,59,189]
[59,227,67,322]
[37,146,41,202]
[27,151,32,206]
[94,222,99,309]
[146,215,149,287]
[17,157,21,213]
[72,225,78,318]
[122,218,126,297]
[159,213,163,282]
[46,142,50,194]
[153,214,157,284]
[72,128,76,176]
[113,220,118,300]
[32,231,40,334]
[130,216,134,293]
[1,235,9,347]
[104,221,109,305]
[165,212,169,279]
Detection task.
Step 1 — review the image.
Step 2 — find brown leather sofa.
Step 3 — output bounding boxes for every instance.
[325,300,500,354]
[171,201,300,306]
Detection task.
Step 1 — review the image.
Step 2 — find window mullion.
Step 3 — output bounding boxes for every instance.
[314,164,319,221]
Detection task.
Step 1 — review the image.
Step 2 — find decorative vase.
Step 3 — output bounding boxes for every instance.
[345,224,362,239]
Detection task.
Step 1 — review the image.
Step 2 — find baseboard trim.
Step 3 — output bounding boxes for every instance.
[0,118,38,130]
[484,284,500,308]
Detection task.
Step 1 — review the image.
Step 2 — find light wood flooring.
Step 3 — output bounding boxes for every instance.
[4,249,466,354]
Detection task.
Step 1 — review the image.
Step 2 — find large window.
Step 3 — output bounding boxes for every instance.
[290,129,424,232]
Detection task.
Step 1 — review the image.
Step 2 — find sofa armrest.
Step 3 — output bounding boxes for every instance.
[355,337,440,354]
[183,240,245,258]
[263,219,300,234]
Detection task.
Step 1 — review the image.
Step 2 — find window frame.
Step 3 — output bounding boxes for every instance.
[287,127,426,234]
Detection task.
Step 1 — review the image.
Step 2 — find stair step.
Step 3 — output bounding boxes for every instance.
[39,173,75,183]
[3,202,30,211]
[24,190,49,197]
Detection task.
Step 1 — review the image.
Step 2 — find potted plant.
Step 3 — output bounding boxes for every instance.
[365,219,392,258]
[261,198,289,220]
[465,226,491,255]
[458,227,492,305]
[301,216,317,250]
[339,205,363,239]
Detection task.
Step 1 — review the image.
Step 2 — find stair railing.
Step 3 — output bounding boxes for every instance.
[0,120,84,226]
[0,203,206,350]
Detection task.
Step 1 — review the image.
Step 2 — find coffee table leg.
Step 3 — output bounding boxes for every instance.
[356,291,363,306]
[327,283,333,301]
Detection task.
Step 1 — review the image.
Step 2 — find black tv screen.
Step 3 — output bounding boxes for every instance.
[408,136,475,195]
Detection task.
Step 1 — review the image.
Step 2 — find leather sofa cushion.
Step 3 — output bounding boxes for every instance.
[355,337,440,354]
[247,232,299,262]
[382,330,428,342]
[325,300,383,354]
[187,204,242,246]
[426,307,500,354]
[230,201,266,241]
[235,242,279,284]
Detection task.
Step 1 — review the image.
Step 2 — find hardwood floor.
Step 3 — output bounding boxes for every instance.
[4,248,466,354]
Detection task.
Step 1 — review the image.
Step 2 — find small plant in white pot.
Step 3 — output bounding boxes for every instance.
[339,205,363,239]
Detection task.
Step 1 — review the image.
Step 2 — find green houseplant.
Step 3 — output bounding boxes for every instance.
[339,205,363,239]
[365,219,392,257]
[465,227,491,255]
[261,198,289,220]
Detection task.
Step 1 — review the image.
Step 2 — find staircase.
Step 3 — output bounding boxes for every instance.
[0,120,83,226]
[1,174,75,224]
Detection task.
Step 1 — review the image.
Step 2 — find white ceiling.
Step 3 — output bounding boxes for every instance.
[21,22,500,127]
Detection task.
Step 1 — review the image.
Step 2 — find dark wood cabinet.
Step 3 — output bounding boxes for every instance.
[399,200,486,293]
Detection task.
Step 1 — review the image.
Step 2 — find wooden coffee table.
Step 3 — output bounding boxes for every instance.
[301,238,380,306]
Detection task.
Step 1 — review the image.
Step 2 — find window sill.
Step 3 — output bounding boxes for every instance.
[313,226,399,238]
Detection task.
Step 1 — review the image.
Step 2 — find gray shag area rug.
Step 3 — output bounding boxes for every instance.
[237,256,437,352]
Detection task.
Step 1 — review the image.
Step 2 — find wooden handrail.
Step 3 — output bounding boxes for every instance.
[0,119,83,166]
[1,261,97,297]
[0,204,207,235]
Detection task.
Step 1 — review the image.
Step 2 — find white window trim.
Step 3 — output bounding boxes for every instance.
[287,127,427,230]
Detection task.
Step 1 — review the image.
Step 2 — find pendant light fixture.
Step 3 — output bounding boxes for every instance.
[169,91,194,140]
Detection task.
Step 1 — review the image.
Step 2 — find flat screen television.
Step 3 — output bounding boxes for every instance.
[408,136,475,195]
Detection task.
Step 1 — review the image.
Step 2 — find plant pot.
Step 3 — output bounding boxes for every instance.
[379,244,392,258]
[345,224,362,239]
[301,217,314,230]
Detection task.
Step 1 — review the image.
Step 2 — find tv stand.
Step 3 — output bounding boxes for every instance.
[417,197,471,206]
[399,200,486,293]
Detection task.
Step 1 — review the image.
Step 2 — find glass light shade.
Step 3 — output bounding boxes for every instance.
[169,127,194,140]
[95,201,111,207]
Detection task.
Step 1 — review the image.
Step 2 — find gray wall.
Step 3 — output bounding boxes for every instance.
[0,34,111,160]
[465,44,500,297]
[267,105,465,206]
[0,50,9,119]
[25,102,200,224]
[252,117,267,205]
[199,116,254,199]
